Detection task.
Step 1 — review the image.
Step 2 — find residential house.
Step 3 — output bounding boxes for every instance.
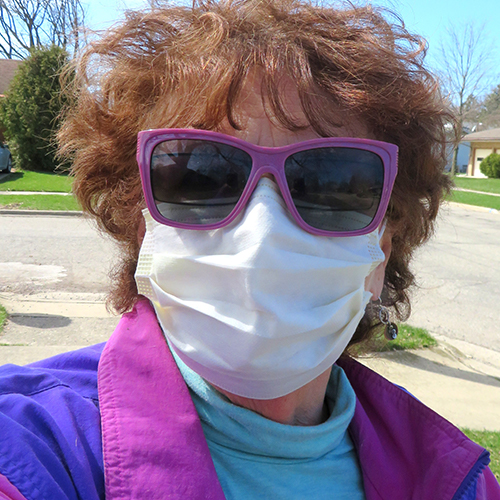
[448,142,470,174]
[462,128,500,177]
[0,58,22,142]
[445,122,472,174]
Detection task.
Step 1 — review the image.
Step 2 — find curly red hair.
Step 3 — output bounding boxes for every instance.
[58,0,452,347]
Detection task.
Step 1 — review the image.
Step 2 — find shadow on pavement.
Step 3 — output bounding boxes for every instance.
[8,314,72,329]
[386,351,500,388]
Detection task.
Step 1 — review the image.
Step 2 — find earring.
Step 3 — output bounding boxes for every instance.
[378,303,398,340]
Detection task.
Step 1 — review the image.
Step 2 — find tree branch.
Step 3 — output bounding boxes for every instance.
[0,0,85,58]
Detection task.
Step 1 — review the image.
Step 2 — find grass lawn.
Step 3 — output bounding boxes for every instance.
[453,177,500,195]
[0,170,73,193]
[375,324,437,352]
[448,190,500,210]
[353,324,438,355]
[0,304,6,336]
[0,194,81,211]
[461,428,500,481]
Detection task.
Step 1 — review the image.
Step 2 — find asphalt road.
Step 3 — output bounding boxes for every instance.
[0,213,117,295]
[0,203,499,351]
[408,203,500,351]
[0,212,120,350]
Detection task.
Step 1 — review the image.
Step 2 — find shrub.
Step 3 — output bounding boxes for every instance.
[480,153,500,178]
[0,46,69,172]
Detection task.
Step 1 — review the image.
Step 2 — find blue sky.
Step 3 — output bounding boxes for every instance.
[377,0,500,65]
[85,0,500,94]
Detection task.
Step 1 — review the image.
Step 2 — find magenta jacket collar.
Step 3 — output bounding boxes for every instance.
[97,300,492,500]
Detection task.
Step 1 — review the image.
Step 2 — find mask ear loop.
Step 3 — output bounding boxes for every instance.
[378,219,387,237]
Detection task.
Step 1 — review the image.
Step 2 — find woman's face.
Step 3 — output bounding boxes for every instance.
[137,76,393,299]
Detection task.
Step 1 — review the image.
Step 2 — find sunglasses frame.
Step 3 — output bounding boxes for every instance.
[137,128,398,237]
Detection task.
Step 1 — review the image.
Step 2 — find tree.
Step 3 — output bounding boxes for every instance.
[437,23,496,175]
[0,45,70,172]
[478,84,500,129]
[0,0,85,59]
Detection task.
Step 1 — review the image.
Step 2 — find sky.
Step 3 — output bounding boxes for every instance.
[84,0,500,95]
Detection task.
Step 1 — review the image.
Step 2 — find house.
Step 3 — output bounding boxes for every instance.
[462,128,500,177]
[0,58,22,142]
[445,122,473,174]
[447,142,470,174]
[0,58,21,98]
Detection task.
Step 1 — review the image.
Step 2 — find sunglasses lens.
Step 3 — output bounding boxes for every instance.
[285,148,385,232]
[151,139,252,225]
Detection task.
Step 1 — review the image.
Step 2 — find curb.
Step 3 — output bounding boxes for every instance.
[0,292,114,319]
[445,201,499,213]
[0,209,84,217]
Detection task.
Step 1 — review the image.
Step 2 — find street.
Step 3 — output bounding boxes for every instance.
[0,213,120,350]
[0,203,499,350]
[0,213,117,295]
[408,203,500,352]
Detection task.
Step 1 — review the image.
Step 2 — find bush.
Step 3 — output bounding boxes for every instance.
[0,46,69,172]
[480,153,500,178]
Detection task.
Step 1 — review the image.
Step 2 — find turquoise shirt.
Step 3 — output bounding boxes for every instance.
[171,349,366,500]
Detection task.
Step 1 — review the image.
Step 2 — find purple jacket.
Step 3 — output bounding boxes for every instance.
[0,299,498,500]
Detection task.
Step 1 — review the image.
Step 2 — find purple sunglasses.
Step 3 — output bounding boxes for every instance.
[137,129,398,237]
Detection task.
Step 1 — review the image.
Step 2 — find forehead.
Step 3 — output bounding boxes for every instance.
[220,72,374,145]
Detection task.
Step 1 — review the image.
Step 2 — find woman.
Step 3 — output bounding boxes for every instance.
[0,0,498,499]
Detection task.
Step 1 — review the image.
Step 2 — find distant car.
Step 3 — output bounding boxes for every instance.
[0,143,12,173]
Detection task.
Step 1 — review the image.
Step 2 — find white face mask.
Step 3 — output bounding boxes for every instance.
[135,178,385,399]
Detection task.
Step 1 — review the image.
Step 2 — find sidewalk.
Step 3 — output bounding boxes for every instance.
[360,336,500,431]
[453,187,500,197]
[0,190,71,195]
[0,291,499,431]
[0,292,119,365]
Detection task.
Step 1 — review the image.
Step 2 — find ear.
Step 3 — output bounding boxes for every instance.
[364,229,392,300]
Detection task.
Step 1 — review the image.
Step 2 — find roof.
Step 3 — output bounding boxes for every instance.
[461,128,500,142]
[0,59,22,96]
